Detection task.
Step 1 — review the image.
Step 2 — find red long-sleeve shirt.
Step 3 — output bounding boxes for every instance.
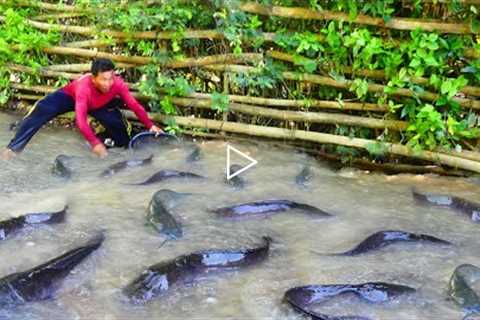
[62,74,154,147]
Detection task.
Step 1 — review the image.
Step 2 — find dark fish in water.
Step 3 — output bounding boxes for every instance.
[412,189,480,222]
[8,121,19,132]
[147,189,192,239]
[225,164,246,189]
[330,230,452,256]
[284,282,415,320]
[52,155,74,179]
[211,199,332,219]
[101,154,153,177]
[130,169,205,186]
[128,131,179,150]
[186,146,202,163]
[0,206,67,240]
[124,237,271,304]
[448,264,480,316]
[0,232,104,307]
[296,165,313,187]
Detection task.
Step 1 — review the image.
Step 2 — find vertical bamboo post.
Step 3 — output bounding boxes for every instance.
[221,72,230,137]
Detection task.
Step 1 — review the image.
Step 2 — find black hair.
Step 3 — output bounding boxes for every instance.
[91,58,115,76]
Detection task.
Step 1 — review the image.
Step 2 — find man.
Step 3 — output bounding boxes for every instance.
[1,58,162,160]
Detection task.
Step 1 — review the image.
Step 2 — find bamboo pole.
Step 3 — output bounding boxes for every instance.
[188,92,388,112]
[7,65,388,113]
[169,97,408,130]
[63,39,128,49]
[438,148,480,162]
[204,64,480,110]
[0,15,225,40]
[238,2,478,34]
[268,50,480,98]
[0,0,87,12]
[61,34,277,49]
[5,64,80,80]
[14,94,44,101]
[43,63,135,72]
[122,111,480,173]
[281,72,480,110]
[9,88,405,130]
[35,12,87,21]
[16,45,263,68]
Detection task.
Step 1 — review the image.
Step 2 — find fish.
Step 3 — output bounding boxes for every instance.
[147,189,192,239]
[101,154,153,177]
[130,169,205,186]
[0,206,67,240]
[284,282,415,320]
[123,237,271,304]
[0,232,104,307]
[412,189,480,222]
[295,165,313,187]
[52,155,74,179]
[330,230,452,256]
[210,199,332,219]
[186,146,202,163]
[225,164,246,189]
[8,121,19,132]
[448,264,480,316]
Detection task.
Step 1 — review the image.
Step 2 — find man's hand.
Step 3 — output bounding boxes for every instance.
[92,143,108,158]
[149,125,164,136]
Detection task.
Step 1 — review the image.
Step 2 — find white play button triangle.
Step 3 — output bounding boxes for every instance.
[226,144,258,180]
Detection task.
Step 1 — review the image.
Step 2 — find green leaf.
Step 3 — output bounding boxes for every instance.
[211,91,229,112]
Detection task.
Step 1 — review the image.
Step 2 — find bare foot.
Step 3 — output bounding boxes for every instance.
[0,148,16,161]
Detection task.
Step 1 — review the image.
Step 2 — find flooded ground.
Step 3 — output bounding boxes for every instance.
[0,111,479,320]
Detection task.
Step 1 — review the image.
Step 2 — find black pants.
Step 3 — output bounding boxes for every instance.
[7,89,131,152]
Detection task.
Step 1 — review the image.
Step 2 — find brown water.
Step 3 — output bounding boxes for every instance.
[0,112,479,320]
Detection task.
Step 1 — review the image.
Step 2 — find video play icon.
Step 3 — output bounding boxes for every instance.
[226,144,258,180]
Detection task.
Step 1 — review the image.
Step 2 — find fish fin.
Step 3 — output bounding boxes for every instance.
[158,239,168,249]
[309,250,340,257]
[262,236,273,244]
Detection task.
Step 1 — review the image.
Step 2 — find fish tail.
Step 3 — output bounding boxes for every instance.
[294,203,332,217]
[309,250,343,257]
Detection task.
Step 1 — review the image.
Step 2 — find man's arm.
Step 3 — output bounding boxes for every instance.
[117,81,156,129]
[75,92,107,157]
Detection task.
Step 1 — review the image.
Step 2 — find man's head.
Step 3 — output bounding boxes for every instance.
[91,59,115,93]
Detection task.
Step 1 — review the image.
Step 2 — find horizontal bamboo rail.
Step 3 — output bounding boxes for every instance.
[205,64,480,110]
[169,97,407,130]
[238,2,478,34]
[9,86,405,130]
[188,92,388,112]
[4,63,391,112]
[43,63,135,72]
[122,110,480,173]
[8,43,263,68]
[268,50,480,98]
[281,72,480,110]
